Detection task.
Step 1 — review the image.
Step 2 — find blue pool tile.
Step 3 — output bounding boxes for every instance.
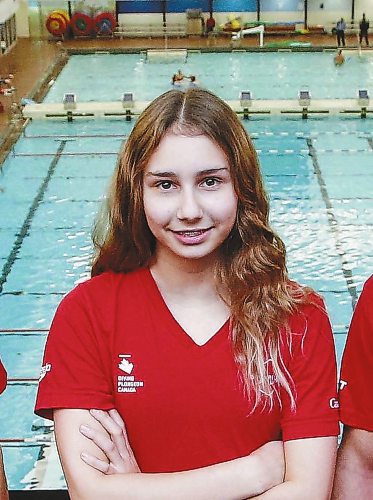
[18,228,92,259]
[322,291,354,332]
[3,258,90,295]
[0,334,47,378]
[30,200,100,229]
[334,333,348,372]
[2,446,41,490]
[0,294,62,329]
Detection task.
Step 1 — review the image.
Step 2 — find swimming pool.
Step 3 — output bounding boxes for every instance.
[43,51,373,102]
[1,51,373,490]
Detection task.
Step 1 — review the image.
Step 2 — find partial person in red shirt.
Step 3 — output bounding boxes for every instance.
[332,275,373,499]
[0,359,9,500]
[0,360,6,394]
[206,15,215,34]
[35,88,339,499]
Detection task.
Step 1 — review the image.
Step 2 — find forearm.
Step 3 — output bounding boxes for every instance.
[56,410,282,500]
[253,481,331,500]
[252,437,337,500]
[69,454,270,500]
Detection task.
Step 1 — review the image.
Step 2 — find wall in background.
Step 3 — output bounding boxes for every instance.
[9,0,373,37]
[0,0,21,23]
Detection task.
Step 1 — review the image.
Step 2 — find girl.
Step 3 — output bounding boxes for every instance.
[35,88,339,499]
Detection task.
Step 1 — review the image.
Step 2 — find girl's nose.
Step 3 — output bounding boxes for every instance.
[176,188,203,221]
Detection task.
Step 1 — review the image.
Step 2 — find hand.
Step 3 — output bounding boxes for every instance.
[80,409,140,475]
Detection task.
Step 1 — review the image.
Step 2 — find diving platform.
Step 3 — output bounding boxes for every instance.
[22,98,373,120]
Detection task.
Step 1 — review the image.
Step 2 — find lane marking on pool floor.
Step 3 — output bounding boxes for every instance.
[256,149,371,154]
[316,149,372,153]
[0,329,48,335]
[0,141,68,294]
[13,152,117,157]
[13,144,372,158]
[250,131,371,138]
[306,137,358,308]
[23,133,129,139]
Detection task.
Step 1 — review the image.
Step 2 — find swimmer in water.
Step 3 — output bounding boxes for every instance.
[171,70,185,86]
[334,49,345,66]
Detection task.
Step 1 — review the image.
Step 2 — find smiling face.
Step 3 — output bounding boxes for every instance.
[143,132,238,268]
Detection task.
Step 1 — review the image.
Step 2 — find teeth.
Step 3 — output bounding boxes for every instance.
[179,231,203,236]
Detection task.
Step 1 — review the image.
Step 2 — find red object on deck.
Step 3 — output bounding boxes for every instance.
[70,12,94,36]
[93,12,116,35]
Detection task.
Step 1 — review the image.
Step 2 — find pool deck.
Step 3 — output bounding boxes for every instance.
[0,33,371,138]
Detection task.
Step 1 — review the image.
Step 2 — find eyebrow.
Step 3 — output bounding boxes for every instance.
[145,167,229,178]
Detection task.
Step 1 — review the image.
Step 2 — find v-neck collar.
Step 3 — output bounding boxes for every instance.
[140,267,230,350]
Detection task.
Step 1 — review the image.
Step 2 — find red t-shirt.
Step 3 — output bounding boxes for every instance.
[206,17,215,32]
[35,268,339,472]
[339,275,373,431]
[0,359,7,394]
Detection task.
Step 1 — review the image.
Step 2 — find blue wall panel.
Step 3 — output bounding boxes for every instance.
[214,0,257,12]
[262,0,303,11]
[116,0,304,14]
[168,1,209,13]
[117,1,163,14]
[116,1,257,14]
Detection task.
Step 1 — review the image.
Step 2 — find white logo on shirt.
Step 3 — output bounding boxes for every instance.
[118,354,134,374]
[339,379,347,390]
[329,397,340,409]
[39,363,51,382]
[117,354,145,393]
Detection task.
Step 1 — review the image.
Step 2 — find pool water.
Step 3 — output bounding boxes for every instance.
[1,48,373,489]
[43,52,373,103]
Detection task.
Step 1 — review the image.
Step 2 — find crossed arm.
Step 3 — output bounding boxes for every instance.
[54,409,337,500]
[332,426,373,499]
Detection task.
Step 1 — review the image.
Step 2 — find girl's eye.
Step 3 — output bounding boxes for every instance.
[157,180,173,190]
[203,177,220,187]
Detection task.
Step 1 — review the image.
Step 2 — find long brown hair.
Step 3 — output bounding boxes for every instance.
[92,88,310,409]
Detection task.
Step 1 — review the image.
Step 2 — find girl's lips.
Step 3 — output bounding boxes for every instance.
[171,228,211,245]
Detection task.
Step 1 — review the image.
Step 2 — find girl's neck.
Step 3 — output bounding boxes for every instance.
[148,253,230,345]
[149,254,217,294]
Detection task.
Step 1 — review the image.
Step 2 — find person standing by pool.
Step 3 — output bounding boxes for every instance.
[206,14,215,35]
[359,13,369,46]
[0,359,9,500]
[35,88,339,499]
[332,275,373,499]
[336,18,346,47]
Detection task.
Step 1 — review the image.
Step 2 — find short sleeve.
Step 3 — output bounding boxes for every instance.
[280,299,340,441]
[0,359,6,394]
[339,277,373,431]
[35,282,115,420]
